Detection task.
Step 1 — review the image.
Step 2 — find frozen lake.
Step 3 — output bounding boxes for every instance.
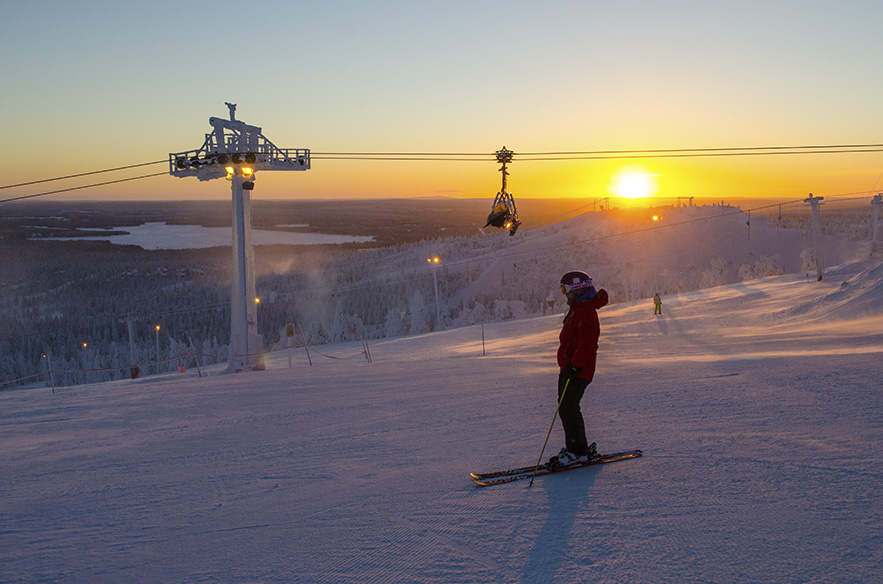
[31,222,375,250]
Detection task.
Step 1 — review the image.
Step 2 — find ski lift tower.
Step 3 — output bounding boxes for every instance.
[169,103,310,372]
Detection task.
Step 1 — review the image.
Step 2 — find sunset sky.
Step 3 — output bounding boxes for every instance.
[1,1,882,204]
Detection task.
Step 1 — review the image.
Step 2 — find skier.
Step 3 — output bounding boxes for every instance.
[551,271,609,467]
[653,292,663,315]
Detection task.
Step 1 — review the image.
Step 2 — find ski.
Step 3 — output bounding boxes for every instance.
[471,449,642,487]
[470,449,638,480]
[471,461,553,481]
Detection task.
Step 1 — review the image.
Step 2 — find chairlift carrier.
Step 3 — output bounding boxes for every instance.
[485,147,521,235]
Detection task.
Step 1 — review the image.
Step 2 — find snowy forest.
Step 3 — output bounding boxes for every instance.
[0,198,877,387]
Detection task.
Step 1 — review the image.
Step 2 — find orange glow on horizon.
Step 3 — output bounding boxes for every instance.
[11,148,881,203]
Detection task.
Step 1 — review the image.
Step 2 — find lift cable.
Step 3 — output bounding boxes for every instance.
[311,155,492,161]
[262,190,879,300]
[2,142,881,204]
[437,191,875,273]
[2,188,874,344]
[514,143,883,156]
[3,142,882,189]
[0,160,166,190]
[309,148,883,161]
[309,143,883,159]
[0,301,232,344]
[312,151,491,157]
[0,173,168,204]
[511,148,883,161]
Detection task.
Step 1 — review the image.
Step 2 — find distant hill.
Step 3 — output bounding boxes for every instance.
[0,199,875,388]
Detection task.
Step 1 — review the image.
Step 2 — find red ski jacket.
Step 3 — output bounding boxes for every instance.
[557,288,609,382]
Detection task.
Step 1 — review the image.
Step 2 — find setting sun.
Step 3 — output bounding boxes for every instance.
[608,165,660,199]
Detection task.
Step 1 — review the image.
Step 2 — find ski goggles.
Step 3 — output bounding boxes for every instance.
[561,278,592,294]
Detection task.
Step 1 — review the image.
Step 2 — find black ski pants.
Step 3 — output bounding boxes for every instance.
[557,372,591,456]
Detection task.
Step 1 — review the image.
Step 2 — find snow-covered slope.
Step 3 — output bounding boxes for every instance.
[1,260,881,583]
[458,204,859,308]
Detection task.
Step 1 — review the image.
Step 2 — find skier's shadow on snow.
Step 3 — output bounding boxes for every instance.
[520,470,597,583]
[655,311,669,334]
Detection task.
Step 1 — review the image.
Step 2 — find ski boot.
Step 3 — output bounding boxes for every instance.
[549,442,598,468]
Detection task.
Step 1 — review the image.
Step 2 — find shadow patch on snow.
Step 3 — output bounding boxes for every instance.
[780,261,883,319]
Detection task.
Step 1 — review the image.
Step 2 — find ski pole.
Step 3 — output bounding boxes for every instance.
[530,377,570,487]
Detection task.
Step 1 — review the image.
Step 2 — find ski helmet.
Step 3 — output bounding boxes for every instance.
[560,271,593,294]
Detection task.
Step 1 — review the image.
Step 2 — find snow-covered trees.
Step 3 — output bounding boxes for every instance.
[329,303,366,342]
[383,308,406,338]
[408,290,431,335]
[801,248,818,274]
[699,257,729,289]
[1,203,862,387]
[738,255,787,281]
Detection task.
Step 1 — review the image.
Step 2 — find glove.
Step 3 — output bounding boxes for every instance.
[561,364,582,379]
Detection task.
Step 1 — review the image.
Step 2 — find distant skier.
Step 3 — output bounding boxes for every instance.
[653,292,663,315]
[550,271,609,467]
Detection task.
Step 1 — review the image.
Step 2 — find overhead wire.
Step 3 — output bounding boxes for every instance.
[272,188,878,301]
[515,143,883,156]
[310,142,883,160]
[0,160,166,190]
[512,148,883,161]
[2,141,882,203]
[311,151,491,157]
[420,190,877,278]
[866,167,883,195]
[3,187,876,345]
[0,173,168,204]
[3,142,881,368]
[310,149,883,161]
[310,155,492,161]
[0,300,231,343]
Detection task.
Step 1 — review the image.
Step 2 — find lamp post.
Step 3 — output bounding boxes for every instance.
[872,194,882,244]
[80,340,90,384]
[43,353,55,394]
[652,214,661,293]
[154,325,161,364]
[804,193,825,281]
[427,256,441,329]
